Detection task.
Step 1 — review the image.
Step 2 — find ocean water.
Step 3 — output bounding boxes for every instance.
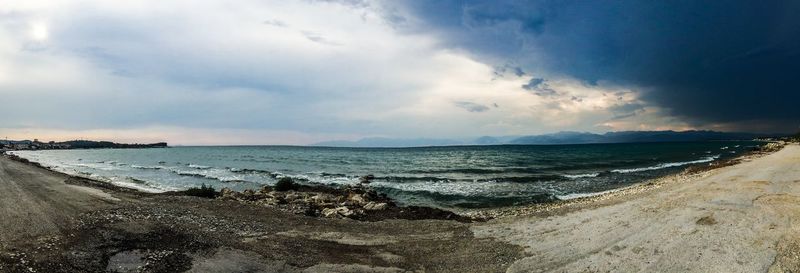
[10,141,760,209]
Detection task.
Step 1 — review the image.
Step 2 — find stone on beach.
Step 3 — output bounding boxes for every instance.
[364,202,388,211]
[216,183,396,220]
[321,207,355,218]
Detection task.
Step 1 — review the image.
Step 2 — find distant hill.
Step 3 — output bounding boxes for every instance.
[313,130,775,148]
[61,140,168,149]
[509,131,605,145]
[509,131,766,145]
[1,139,167,150]
[314,137,464,148]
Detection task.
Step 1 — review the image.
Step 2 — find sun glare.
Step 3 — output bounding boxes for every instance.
[29,22,49,41]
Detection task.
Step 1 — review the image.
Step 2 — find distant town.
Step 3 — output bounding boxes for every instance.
[0,139,168,152]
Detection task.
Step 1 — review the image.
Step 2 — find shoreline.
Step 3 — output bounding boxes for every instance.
[5,142,783,221]
[1,142,797,272]
[0,154,521,272]
[3,152,473,223]
[460,141,785,218]
[471,142,799,272]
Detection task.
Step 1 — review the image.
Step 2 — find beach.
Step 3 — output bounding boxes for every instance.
[474,143,800,272]
[0,154,519,273]
[1,144,798,272]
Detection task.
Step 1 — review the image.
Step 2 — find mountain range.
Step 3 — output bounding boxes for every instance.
[313,130,775,148]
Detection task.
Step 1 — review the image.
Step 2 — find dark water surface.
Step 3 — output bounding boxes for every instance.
[12,141,760,209]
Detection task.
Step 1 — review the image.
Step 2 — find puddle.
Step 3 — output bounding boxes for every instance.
[106,250,146,272]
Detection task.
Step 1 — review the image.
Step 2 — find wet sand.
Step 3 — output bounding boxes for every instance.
[1,144,798,272]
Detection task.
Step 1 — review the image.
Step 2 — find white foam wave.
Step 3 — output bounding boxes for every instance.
[188,164,212,169]
[131,165,165,170]
[556,188,621,200]
[562,173,600,179]
[371,180,532,196]
[104,176,172,193]
[611,155,720,174]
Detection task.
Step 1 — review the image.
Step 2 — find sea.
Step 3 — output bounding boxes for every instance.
[9,141,761,209]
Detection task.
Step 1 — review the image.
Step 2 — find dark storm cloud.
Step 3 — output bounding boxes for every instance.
[522,78,556,97]
[400,0,800,132]
[609,102,645,120]
[492,65,526,78]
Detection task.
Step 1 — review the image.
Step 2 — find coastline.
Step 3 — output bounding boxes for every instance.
[5,141,773,218]
[472,142,799,272]
[1,142,796,272]
[4,141,781,222]
[461,142,785,219]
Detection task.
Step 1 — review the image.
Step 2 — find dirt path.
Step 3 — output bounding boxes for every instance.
[472,144,800,272]
[0,157,122,249]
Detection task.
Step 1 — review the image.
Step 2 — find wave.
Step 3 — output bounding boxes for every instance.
[188,164,212,169]
[105,176,171,193]
[171,169,249,183]
[556,188,622,200]
[228,168,278,178]
[131,165,166,170]
[126,177,149,185]
[407,168,507,174]
[562,172,600,179]
[374,174,566,183]
[611,155,720,174]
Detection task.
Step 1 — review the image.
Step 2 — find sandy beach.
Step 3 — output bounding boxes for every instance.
[1,144,799,272]
[474,144,800,272]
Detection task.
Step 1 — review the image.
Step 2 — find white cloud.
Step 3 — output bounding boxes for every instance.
[0,0,686,144]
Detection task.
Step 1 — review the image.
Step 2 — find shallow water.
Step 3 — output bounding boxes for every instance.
[11,141,760,208]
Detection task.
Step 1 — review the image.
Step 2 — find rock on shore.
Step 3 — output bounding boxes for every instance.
[216,182,472,222]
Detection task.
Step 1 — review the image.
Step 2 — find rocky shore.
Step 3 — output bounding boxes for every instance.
[0,154,515,273]
[4,151,473,223]
[212,180,472,222]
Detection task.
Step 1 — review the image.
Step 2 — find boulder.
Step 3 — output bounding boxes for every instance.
[310,193,336,206]
[240,189,259,201]
[321,208,339,218]
[337,206,354,217]
[364,202,389,211]
[347,193,366,205]
[284,192,300,202]
[219,188,241,199]
[359,174,375,184]
[321,206,354,218]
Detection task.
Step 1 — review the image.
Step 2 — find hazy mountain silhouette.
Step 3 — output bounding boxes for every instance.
[313,130,773,147]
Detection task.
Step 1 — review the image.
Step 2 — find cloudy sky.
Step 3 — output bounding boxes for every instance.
[1,1,798,145]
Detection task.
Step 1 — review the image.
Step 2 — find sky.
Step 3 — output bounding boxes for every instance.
[1,0,798,145]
